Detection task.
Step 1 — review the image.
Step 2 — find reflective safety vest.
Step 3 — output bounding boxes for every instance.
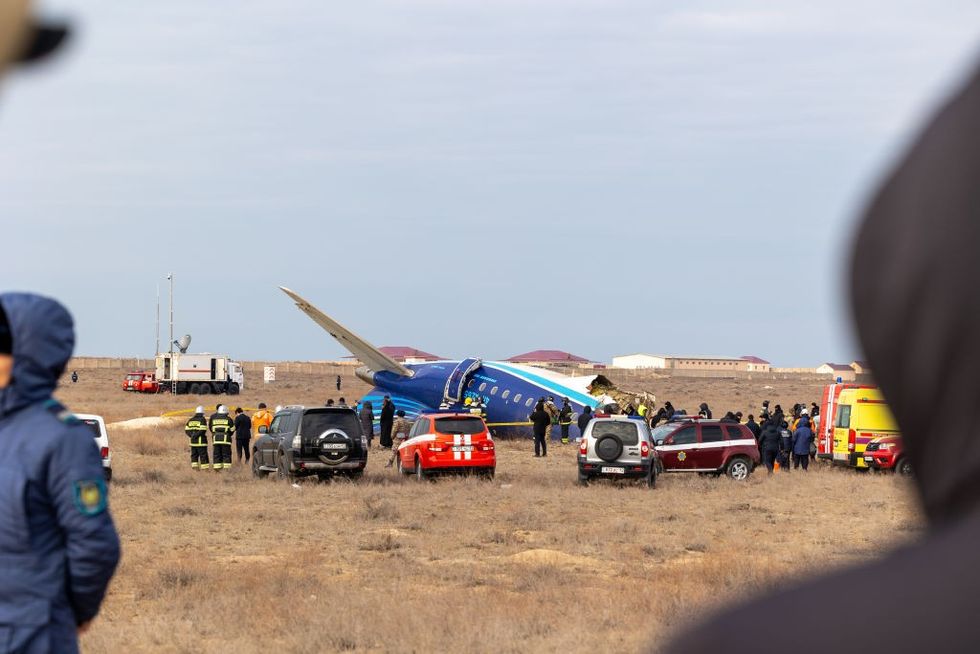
[185,416,208,444]
[209,415,234,445]
[638,404,648,417]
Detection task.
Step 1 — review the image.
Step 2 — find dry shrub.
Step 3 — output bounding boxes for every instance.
[360,532,401,552]
[362,494,399,521]
[130,433,167,456]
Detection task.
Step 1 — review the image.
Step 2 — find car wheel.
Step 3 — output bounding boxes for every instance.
[483,468,495,481]
[578,471,590,486]
[104,468,113,483]
[277,454,291,481]
[228,382,240,395]
[896,458,913,476]
[252,450,268,479]
[646,466,657,489]
[415,457,427,481]
[726,456,751,481]
[198,383,211,395]
[189,383,201,395]
[348,470,364,481]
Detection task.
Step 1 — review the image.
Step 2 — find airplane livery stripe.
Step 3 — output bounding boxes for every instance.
[483,362,598,407]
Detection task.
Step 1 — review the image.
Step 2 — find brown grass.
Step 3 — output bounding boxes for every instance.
[54,368,923,653]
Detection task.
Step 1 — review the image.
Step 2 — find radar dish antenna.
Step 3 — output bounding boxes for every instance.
[174,334,192,353]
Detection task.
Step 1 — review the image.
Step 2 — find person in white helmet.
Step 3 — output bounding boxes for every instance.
[184,406,210,470]
[208,404,235,470]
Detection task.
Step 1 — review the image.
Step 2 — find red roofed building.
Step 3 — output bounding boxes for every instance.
[816,362,857,381]
[505,350,594,367]
[345,346,444,364]
[740,355,771,372]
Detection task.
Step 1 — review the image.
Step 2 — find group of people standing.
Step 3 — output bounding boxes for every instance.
[184,402,273,470]
[746,402,820,473]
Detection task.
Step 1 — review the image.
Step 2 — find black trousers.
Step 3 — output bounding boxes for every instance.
[379,420,393,448]
[236,439,251,462]
[212,442,232,469]
[190,435,210,469]
[763,449,778,472]
[560,423,570,442]
[793,453,809,470]
[534,432,547,456]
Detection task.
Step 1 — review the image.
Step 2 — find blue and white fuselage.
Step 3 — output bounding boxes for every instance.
[359,360,608,438]
[278,286,615,439]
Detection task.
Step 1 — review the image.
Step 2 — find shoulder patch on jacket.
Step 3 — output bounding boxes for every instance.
[43,399,80,425]
[74,479,108,516]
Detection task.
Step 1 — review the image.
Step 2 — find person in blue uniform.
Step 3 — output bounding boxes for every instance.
[0,293,121,652]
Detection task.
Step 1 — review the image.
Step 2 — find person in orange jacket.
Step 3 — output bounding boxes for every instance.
[252,402,273,436]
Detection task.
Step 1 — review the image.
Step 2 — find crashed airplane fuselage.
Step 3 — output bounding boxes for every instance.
[280,287,618,438]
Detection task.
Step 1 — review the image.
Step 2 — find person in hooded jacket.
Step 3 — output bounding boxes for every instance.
[184,406,210,470]
[698,402,712,419]
[530,401,551,457]
[745,414,761,444]
[662,53,980,654]
[379,396,395,448]
[577,405,593,439]
[757,418,781,474]
[792,414,813,470]
[359,400,375,447]
[0,293,121,652]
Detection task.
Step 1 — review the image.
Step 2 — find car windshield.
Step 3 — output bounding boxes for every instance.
[591,421,639,445]
[301,411,361,437]
[80,419,101,438]
[435,418,484,435]
[126,374,140,380]
[650,424,676,440]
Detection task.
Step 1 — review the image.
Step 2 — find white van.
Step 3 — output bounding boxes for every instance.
[75,413,112,481]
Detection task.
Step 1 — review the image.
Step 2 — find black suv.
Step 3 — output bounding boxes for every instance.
[252,405,367,481]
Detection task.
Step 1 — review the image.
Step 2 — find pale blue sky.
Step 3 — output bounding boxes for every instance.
[4,1,979,365]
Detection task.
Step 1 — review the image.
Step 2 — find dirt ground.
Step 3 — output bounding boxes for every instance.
[55,368,922,653]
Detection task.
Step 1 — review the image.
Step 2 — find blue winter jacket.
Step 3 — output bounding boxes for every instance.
[0,293,121,653]
[793,416,814,456]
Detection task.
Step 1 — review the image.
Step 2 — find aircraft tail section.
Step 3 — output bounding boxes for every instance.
[279,287,414,378]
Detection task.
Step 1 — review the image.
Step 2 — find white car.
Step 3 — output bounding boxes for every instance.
[75,413,112,481]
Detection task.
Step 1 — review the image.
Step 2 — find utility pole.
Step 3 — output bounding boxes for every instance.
[155,283,160,356]
[168,273,175,395]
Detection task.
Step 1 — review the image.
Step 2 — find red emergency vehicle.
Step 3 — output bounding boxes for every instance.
[817,382,871,460]
[122,371,160,393]
[395,413,495,480]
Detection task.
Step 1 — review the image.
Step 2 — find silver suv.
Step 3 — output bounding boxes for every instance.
[577,416,658,487]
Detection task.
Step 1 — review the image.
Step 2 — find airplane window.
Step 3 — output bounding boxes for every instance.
[490,386,498,395]
[501,390,510,399]
[525,398,534,408]
[479,383,487,392]
[513,393,521,403]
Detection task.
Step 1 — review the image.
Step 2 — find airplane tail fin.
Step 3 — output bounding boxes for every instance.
[279,287,414,378]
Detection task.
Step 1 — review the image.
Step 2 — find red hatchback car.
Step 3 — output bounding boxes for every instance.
[652,419,760,480]
[395,413,496,480]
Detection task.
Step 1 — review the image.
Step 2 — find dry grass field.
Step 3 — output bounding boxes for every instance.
[54,368,923,653]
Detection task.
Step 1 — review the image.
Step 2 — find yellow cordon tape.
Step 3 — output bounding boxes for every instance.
[161,407,259,418]
[486,422,534,427]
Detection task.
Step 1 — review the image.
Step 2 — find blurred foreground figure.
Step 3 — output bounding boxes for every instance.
[0,295,121,652]
[663,65,980,653]
[0,5,120,653]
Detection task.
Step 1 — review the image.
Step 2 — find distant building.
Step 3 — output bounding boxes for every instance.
[611,354,667,369]
[816,363,857,381]
[612,354,770,373]
[345,346,444,365]
[505,350,594,368]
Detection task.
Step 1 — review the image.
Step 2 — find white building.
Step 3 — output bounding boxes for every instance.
[612,354,668,369]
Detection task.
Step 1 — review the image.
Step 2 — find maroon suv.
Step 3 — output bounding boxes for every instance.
[652,419,760,480]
